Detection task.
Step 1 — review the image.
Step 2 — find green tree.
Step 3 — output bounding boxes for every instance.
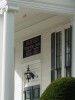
[40,77,75,100]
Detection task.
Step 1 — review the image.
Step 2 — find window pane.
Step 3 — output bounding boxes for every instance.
[51,53,55,68]
[60,44,62,55]
[51,33,55,69]
[60,32,62,43]
[57,69,61,78]
[51,70,55,82]
[33,88,39,98]
[65,27,72,69]
[65,29,68,42]
[56,33,60,44]
[56,45,62,55]
[56,45,59,56]
[68,28,71,41]
[65,54,69,67]
[68,54,71,66]
[68,41,71,53]
[60,56,62,67]
[65,42,69,53]
[25,90,31,99]
[56,31,62,79]
[51,33,55,50]
[65,41,71,54]
[56,57,59,68]
[66,68,71,77]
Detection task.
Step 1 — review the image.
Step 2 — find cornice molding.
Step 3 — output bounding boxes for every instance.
[0,0,7,14]
[0,0,7,8]
[0,0,19,14]
[0,0,75,14]
[8,0,75,14]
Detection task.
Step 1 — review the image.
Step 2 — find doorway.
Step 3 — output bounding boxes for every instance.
[24,85,40,100]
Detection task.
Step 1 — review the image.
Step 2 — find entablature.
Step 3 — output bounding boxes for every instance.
[0,0,75,14]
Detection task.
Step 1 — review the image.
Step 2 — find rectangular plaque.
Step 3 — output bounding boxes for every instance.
[23,35,41,58]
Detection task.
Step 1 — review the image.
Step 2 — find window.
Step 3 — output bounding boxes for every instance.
[65,26,72,77]
[56,32,62,78]
[51,25,72,82]
[24,85,40,100]
[51,31,62,82]
[51,33,55,82]
[23,35,41,58]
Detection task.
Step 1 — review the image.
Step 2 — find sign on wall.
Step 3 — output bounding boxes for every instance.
[23,35,41,58]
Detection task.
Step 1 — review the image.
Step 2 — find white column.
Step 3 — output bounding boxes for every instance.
[72,15,75,77]
[0,15,3,100]
[2,10,15,100]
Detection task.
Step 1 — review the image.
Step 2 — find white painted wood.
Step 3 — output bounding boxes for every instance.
[62,28,65,77]
[16,14,72,41]
[0,0,75,14]
[0,15,3,100]
[7,0,75,14]
[0,0,74,100]
[72,15,75,77]
[15,22,72,100]
[1,11,15,100]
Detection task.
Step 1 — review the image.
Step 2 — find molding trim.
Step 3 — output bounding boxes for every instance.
[0,0,7,14]
[0,0,75,14]
[8,0,75,14]
[0,0,19,14]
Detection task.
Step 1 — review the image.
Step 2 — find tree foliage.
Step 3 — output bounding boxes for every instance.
[40,77,75,100]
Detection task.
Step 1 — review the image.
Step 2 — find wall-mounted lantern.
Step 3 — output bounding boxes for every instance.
[24,65,38,82]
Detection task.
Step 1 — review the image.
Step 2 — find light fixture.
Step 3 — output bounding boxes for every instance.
[24,65,38,82]
[23,14,27,18]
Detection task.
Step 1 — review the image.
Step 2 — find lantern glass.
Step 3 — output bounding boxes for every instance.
[24,66,36,82]
[26,73,31,79]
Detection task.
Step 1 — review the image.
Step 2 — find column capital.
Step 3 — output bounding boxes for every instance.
[0,0,19,14]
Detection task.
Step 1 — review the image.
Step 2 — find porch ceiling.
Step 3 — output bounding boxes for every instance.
[15,8,72,40]
[15,8,56,31]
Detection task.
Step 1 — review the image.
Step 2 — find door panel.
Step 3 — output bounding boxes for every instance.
[24,85,40,100]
